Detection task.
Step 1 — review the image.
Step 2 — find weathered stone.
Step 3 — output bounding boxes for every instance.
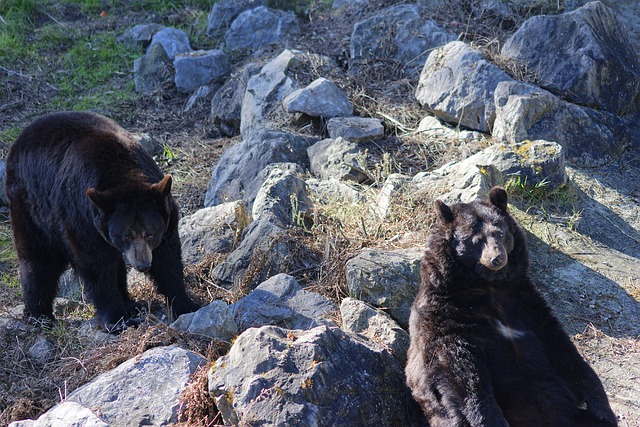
[240,50,341,136]
[345,248,422,328]
[326,116,384,142]
[307,137,369,183]
[349,4,455,77]
[210,219,290,289]
[411,139,568,202]
[184,85,215,113]
[209,325,422,426]
[206,0,266,37]
[8,402,108,427]
[340,297,410,363]
[306,178,365,203]
[118,23,164,48]
[416,115,487,143]
[132,132,162,157]
[231,274,337,331]
[204,129,313,207]
[243,163,304,211]
[372,173,411,219]
[67,346,205,426]
[148,27,192,60]
[178,201,249,264]
[501,1,640,116]
[492,80,629,167]
[133,43,174,93]
[283,77,353,118]
[416,41,513,132]
[57,268,82,300]
[251,168,312,227]
[240,49,301,136]
[211,62,261,136]
[27,337,55,365]
[225,6,299,51]
[171,300,238,341]
[173,49,230,93]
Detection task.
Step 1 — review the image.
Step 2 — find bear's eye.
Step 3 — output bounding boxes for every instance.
[124,234,133,243]
[145,233,154,241]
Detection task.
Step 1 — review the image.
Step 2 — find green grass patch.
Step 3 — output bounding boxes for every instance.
[48,33,140,109]
[0,126,21,146]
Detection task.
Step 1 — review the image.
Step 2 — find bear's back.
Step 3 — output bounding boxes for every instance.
[6,111,164,230]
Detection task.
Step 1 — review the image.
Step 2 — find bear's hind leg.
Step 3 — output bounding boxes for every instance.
[10,197,67,322]
[20,254,67,322]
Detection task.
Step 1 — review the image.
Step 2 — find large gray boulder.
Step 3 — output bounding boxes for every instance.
[133,43,174,93]
[173,49,230,93]
[211,62,261,136]
[492,80,629,167]
[251,167,312,227]
[171,300,238,341]
[415,41,513,132]
[209,218,290,290]
[307,137,369,184]
[349,4,455,77]
[178,201,249,265]
[118,23,164,48]
[283,77,353,118]
[240,49,342,136]
[231,274,337,331]
[206,0,266,37]
[204,129,313,207]
[340,297,410,364]
[412,140,567,204]
[209,325,423,426]
[501,1,640,116]
[8,402,108,427]
[66,346,205,426]
[345,248,423,328]
[225,6,299,51]
[148,27,192,60]
[326,116,384,142]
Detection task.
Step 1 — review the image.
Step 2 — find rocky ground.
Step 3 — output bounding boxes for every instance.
[0,0,639,426]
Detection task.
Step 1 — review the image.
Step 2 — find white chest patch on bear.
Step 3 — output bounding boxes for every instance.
[494,320,526,340]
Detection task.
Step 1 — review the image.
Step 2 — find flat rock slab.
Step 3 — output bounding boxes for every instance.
[326,116,384,142]
[67,346,205,426]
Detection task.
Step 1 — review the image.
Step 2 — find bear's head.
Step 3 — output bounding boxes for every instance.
[435,186,515,280]
[86,174,172,272]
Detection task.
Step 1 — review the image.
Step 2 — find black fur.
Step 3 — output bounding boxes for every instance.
[406,187,616,427]
[6,111,199,330]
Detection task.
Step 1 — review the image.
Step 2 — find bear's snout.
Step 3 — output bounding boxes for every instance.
[481,243,508,271]
[125,239,153,272]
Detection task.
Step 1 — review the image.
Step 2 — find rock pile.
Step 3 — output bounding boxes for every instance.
[7,1,640,426]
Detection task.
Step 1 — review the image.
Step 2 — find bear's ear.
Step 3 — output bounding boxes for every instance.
[489,186,508,212]
[151,174,172,198]
[86,188,116,214]
[434,199,454,224]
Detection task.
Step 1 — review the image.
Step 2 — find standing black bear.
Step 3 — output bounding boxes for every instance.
[406,187,616,426]
[6,111,199,330]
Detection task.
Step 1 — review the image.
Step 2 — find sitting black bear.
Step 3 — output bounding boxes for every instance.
[406,186,616,426]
